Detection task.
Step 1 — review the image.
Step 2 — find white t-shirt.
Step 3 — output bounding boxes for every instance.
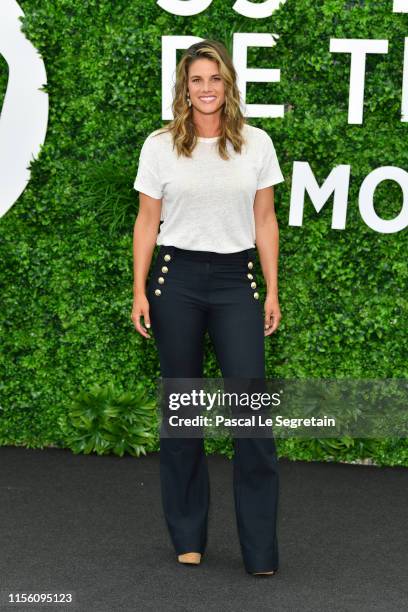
[133,122,285,253]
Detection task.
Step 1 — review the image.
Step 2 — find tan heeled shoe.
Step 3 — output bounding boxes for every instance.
[178,552,202,565]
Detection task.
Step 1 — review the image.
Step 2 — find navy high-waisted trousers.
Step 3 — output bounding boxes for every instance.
[147,244,280,574]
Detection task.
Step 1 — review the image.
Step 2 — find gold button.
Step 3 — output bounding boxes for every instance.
[164,254,171,262]
[251,282,257,289]
[247,273,253,280]
[154,289,161,296]
[248,261,253,269]
[158,277,165,284]
[253,292,259,299]
[161,266,168,273]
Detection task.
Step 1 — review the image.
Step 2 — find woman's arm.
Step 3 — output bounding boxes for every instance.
[131,192,162,338]
[253,186,282,336]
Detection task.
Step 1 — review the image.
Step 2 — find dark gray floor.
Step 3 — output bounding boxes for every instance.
[0,446,407,612]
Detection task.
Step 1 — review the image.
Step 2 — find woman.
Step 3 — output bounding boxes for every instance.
[131,39,284,576]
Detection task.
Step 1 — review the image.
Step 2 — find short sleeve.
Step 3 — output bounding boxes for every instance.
[256,131,285,190]
[133,133,163,199]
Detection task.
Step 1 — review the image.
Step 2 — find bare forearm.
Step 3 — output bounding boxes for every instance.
[255,215,279,295]
[133,216,158,297]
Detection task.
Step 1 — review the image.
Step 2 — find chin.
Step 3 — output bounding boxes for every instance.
[196,101,223,112]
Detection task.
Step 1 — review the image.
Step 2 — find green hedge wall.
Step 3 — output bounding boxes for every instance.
[0,0,407,466]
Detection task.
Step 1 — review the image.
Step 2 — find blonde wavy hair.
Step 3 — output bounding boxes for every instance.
[153,39,247,160]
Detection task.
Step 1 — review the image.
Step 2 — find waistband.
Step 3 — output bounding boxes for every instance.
[158,245,256,263]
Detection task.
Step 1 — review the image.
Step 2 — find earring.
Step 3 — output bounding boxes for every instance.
[187,94,192,107]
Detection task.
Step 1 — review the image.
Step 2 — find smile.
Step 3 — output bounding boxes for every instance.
[199,96,217,103]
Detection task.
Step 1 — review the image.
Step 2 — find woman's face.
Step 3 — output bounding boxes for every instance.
[187,58,226,116]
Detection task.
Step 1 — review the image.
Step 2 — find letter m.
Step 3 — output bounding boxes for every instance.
[289,162,351,229]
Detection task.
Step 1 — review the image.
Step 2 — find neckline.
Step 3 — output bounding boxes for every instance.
[197,136,220,142]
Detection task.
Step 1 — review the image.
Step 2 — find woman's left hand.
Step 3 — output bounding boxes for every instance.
[264,292,281,336]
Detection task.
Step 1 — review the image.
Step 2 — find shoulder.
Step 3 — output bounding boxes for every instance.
[242,123,274,146]
[140,127,172,152]
[148,127,171,140]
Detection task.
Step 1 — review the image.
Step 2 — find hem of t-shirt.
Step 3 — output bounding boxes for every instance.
[133,180,162,200]
[257,175,285,190]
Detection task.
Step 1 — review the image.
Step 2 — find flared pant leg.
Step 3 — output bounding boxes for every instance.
[207,276,280,574]
[148,270,210,555]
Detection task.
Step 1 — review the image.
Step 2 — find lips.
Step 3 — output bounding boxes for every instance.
[199,96,217,103]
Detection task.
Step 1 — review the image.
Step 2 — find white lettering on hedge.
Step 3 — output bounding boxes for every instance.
[289,164,408,232]
[0,0,48,218]
[393,0,408,12]
[359,167,408,233]
[233,33,284,118]
[289,163,351,230]
[158,0,287,18]
[330,39,389,125]
[233,0,287,19]
[157,0,212,16]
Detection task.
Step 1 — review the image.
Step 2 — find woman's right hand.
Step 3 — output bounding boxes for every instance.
[131,293,151,338]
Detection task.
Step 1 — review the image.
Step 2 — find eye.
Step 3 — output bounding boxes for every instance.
[191,77,221,83]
